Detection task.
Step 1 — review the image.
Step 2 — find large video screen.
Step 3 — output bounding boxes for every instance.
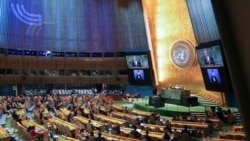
[127,69,152,85]
[196,40,232,92]
[125,52,153,85]
[125,54,149,69]
[196,45,224,68]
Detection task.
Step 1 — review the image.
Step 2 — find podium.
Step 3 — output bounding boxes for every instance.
[149,96,165,108]
[160,88,198,106]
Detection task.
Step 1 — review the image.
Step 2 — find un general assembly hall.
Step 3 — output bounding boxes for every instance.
[0,0,249,141]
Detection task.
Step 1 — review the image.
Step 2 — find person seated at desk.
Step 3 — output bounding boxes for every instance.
[142,130,151,141]
[112,122,121,135]
[67,111,74,122]
[29,126,43,141]
[46,100,55,112]
[181,126,191,136]
[172,128,181,141]
[78,129,88,141]
[130,126,141,139]
[11,109,22,123]
[95,132,106,141]
[88,132,95,141]
[163,128,171,140]
[165,120,172,134]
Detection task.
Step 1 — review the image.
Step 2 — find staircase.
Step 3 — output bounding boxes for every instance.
[234,112,242,123]
[190,111,207,118]
[191,93,219,108]
[191,93,242,123]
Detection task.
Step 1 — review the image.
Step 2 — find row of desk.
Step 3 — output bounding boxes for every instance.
[21,120,49,140]
[49,118,79,137]
[0,126,11,141]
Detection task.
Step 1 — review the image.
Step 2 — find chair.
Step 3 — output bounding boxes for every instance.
[17,122,25,138]
[154,127,162,132]
[225,134,234,140]
[49,131,59,141]
[60,125,67,135]
[120,131,128,137]
[234,134,245,140]
[43,118,51,130]
[50,122,58,133]
[10,117,18,133]
[65,126,73,137]
[151,137,159,141]
[145,126,152,131]
[227,114,236,125]
[129,133,136,138]
[181,132,191,141]
[215,120,223,131]
[149,115,156,124]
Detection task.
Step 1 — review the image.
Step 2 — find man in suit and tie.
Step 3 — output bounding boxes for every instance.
[203,49,215,66]
[132,56,142,67]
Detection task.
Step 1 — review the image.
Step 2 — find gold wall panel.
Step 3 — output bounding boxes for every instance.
[142,0,222,102]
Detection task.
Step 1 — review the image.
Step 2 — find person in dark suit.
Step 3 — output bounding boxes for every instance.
[132,56,142,67]
[163,128,171,140]
[11,109,21,123]
[135,71,142,80]
[211,75,218,84]
[142,130,151,141]
[203,49,215,66]
[95,132,106,141]
[210,69,218,84]
[130,126,141,139]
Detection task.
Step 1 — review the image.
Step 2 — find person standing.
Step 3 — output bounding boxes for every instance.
[132,56,142,67]
[203,49,215,66]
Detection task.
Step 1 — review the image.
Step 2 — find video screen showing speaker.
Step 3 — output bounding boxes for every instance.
[125,54,149,69]
[196,42,224,68]
[127,69,152,85]
[207,68,221,84]
[133,70,145,81]
[196,40,232,92]
[125,52,153,85]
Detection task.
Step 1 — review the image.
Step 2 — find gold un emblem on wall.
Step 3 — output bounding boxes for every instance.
[170,40,196,69]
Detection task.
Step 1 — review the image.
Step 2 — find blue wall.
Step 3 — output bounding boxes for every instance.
[0,0,148,52]
[0,85,16,96]
[125,85,153,96]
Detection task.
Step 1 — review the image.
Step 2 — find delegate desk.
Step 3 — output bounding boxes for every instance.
[219,131,246,140]
[58,135,80,141]
[98,132,140,141]
[95,115,126,125]
[171,120,209,129]
[171,120,209,136]
[21,120,49,140]
[0,126,11,141]
[130,109,152,117]
[121,127,164,139]
[60,107,71,116]
[112,111,139,120]
[142,124,165,132]
[54,108,66,120]
[74,116,103,131]
[232,124,244,132]
[17,109,26,120]
[49,118,79,137]
[202,138,246,141]
[112,104,123,111]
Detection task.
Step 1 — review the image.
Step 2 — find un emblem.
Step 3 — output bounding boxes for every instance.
[170,40,196,69]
